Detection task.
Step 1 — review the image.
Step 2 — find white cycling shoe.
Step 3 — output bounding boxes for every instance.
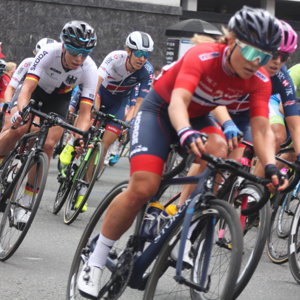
[14,207,30,228]
[77,262,103,298]
[170,239,194,267]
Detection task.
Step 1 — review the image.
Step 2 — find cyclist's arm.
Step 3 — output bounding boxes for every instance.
[4,85,15,103]
[211,105,232,125]
[285,115,300,155]
[16,77,38,112]
[95,75,104,111]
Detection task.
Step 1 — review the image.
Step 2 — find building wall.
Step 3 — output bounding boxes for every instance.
[0,0,181,68]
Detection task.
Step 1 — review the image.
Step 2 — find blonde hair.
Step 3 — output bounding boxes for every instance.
[191,34,216,45]
[4,62,17,76]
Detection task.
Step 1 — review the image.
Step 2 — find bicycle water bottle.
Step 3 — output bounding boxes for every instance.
[157,204,178,231]
[141,201,164,240]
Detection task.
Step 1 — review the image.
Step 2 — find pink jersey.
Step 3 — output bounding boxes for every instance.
[153,43,271,119]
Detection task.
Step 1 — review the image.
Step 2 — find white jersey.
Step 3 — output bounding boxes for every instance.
[9,57,34,89]
[98,50,153,97]
[27,42,98,103]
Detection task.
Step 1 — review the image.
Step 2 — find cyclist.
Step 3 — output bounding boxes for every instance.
[60,31,154,211]
[0,21,98,226]
[77,7,287,297]
[0,59,7,103]
[0,38,57,133]
[179,19,300,205]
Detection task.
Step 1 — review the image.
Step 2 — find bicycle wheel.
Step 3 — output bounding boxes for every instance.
[0,152,48,261]
[228,181,271,298]
[66,181,143,299]
[288,201,300,284]
[143,199,243,300]
[267,191,297,264]
[64,143,104,225]
[52,164,74,214]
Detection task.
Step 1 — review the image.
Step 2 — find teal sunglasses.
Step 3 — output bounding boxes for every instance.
[236,39,272,66]
[133,50,150,59]
[64,44,92,58]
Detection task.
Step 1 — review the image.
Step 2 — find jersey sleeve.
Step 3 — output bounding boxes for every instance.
[98,51,116,80]
[79,62,98,107]
[289,64,300,97]
[137,62,154,99]
[9,57,33,89]
[249,72,272,118]
[276,66,299,117]
[173,46,204,93]
[26,50,51,83]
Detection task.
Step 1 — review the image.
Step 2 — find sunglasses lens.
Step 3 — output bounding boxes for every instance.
[272,51,289,62]
[134,50,150,58]
[240,45,271,66]
[65,44,90,57]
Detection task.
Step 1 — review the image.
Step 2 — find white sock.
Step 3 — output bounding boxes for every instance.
[79,186,88,196]
[88,234,116,269]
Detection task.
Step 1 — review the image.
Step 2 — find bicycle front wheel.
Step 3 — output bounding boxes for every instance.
[66,181,143,299]
[267,191,297,264]
[143,199,243,300]
[288,200,300,284]
[0,152,48,261]
[64,143,104,225]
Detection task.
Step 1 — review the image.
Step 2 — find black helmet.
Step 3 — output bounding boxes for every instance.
[228,6,281,51]
[60,20,97,50]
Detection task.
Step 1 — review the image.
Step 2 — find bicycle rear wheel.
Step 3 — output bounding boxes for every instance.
[66,181,143,299]
[288,201,300,284]
[64,143,104,225]
[143,199,243,300]
[0,152,48,261]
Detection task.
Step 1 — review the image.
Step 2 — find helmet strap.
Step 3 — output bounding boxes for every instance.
[227,43,240,77]
[127,50,137,72]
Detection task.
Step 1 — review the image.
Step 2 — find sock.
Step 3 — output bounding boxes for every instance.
[88,233,116,269]
[79,186,88,197]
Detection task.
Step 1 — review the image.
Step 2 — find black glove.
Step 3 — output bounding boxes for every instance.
[265,164,286,186]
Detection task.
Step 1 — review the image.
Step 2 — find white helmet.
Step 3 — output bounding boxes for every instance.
[33,38,57,55]
[125,31,154,52]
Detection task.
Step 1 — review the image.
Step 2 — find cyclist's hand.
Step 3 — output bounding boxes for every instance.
[177,126,205,157]
[222,120,241,151]
[265,164,288,193]
[10,111,22,129]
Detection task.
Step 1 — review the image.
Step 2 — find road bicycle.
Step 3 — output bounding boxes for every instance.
[66,148,276,300]
[0,100,86,261]
[53,110,130,225]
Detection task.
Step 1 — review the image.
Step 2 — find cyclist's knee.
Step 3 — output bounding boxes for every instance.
[206,134,228,157]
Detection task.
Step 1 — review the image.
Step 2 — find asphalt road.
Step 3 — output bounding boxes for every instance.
[0,157,299,300]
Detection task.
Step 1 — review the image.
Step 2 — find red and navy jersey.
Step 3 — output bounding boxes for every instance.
[154,42,271,119]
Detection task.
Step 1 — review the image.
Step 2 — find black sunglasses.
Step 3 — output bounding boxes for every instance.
[272,51,290,63]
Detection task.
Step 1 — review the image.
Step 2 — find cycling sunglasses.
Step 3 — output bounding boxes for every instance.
[64,44,91,58]
[236,39,272,66]
[133,50,150,59]
[272,51,290,63]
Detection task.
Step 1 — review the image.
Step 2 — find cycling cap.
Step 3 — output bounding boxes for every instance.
[279,20,298,53]
[125,31,154,52]
[228,6,281,51]
[61,20,97,50]
[33,38,57,55]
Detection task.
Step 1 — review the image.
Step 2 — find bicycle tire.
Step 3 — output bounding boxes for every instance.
[0,152,48,261]
[288,201,300,284]
[228,182,271,298]
[52,165,73,215]
[66,181,144,299]
[143,199,243,300]
[64,143,104,225]
[266,191,297,264]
